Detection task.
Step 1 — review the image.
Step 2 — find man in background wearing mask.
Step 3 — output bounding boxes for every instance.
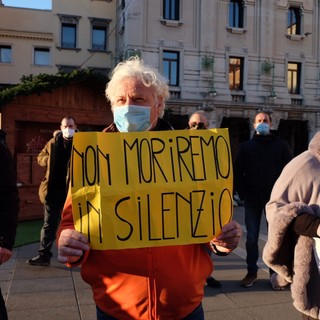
[188,110,209,130]
[27,116,77,266]
[234,112,293,288]
[188,110,222,289]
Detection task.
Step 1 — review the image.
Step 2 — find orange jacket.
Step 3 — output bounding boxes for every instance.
[58,196,213,320]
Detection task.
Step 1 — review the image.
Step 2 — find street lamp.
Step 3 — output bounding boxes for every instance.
[269,62,277,99]
[126,49,141,59]
[202,55,217,97]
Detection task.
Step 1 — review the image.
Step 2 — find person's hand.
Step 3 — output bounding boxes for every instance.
[57,229,90,264]
[211,221,242,254]
[0,247,12,265]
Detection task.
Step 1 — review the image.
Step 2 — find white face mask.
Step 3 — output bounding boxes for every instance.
[62,128,75,139]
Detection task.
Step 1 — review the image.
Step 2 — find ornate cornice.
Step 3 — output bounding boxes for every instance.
[0,29,53,41]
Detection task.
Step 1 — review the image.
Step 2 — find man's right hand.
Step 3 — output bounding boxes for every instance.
[57,229,90,264]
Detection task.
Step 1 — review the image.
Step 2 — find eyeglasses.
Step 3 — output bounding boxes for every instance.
[189,122,207,129]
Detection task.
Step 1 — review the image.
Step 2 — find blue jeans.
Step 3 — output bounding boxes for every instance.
[96,303,204,320]
[244,202,265,275]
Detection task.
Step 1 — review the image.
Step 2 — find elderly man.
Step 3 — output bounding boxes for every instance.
[57,58,241,320]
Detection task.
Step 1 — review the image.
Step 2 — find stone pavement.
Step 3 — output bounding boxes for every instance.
[0,206,301,320]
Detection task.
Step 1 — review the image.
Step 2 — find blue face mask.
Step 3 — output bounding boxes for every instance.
[114,105,151,132]
[255,123,270,135]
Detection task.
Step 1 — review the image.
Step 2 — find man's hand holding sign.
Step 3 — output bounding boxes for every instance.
[70,129,233,250]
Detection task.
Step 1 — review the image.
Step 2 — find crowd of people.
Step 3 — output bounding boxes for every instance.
[2,57,320,320]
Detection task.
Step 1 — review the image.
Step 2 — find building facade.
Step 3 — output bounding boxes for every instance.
[0,0,116,220]
[1,0,320,157]
[0,0,116,84]
[1,0,319,219]
[117,0,319,156]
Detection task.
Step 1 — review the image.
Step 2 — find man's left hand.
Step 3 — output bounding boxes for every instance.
[211,221,242,254]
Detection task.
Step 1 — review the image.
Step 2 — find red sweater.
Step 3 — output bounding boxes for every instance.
[58,195,213,320]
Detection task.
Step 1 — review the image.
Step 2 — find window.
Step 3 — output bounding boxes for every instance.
[0,45,12,63]
[58,14,80,49]
[56,65,78,73]
[287,7,301,35]
[90,18,111,51]
[229,0,244,28]
[92,26,107,51]
[34,48,50,66]
[288,62,301,94]
[163,0,179,21]
[163,51,179,86]
[229,57,244,90]
[61,23,76,48]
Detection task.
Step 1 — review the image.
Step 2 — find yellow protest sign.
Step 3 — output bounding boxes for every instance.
[70,129,233,250]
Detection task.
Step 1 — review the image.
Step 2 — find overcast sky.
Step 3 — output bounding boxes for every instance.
[2,0,52,10]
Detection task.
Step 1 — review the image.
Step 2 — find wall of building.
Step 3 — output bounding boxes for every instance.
[0,7,53,83]
[0,0,116,84]
[52,0,116,70]
[2,0,320,154]
[118,0,320,151]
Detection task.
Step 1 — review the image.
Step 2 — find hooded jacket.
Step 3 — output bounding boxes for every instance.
[263,131,320,319]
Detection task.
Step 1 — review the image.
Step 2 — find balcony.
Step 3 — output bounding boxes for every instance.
[231,92,245,102]
[169,89,181,100]
[291,98,303,106]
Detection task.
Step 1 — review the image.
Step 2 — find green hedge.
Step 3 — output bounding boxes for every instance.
[0,69,107,107]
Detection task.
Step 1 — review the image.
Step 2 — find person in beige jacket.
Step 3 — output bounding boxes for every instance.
[263,131,320,320]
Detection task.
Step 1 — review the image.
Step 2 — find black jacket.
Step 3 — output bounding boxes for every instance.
[0,130,19,250]
[234,133,293,206]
